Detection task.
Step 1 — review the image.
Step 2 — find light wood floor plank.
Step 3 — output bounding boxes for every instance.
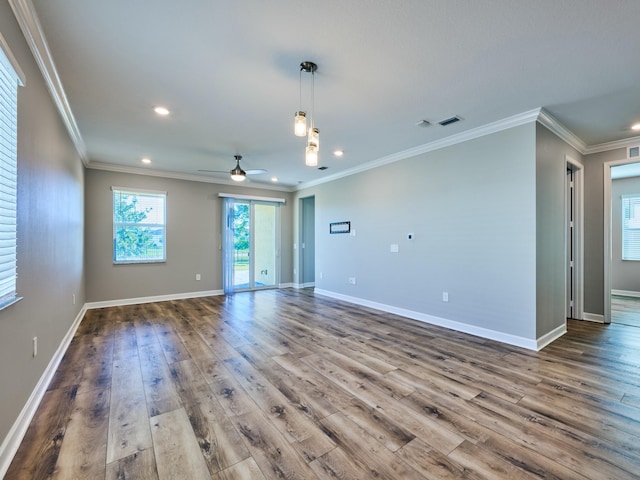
[217,457,266,480]
[53,388,109,480]
[105,449,158,480]
[182,394,252,473]
[150,408,213,480]
[107,354,152,464]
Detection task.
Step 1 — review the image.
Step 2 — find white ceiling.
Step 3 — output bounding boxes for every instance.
[26,0,640,189]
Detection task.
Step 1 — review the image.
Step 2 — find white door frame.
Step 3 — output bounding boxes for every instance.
[603,157,639,323]
[566,155,584,321]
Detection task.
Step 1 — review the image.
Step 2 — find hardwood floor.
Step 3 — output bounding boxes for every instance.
[6,289,640,479]
[612,295,640,327]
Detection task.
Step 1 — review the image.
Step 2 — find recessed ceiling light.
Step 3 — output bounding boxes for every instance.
[153,106,170,116]
[632,123,640,131]
[333,150,344,157]
[271,177,278,182]
[141,157,152,164]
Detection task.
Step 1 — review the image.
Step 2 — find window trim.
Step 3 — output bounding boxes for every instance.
[112,187,167,265]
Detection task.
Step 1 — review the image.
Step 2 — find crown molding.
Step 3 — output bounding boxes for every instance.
[583,135,640,155]
[88,161,295,192]
[297,108,543,190]
[9,0,88,165]
[536,108,588,153]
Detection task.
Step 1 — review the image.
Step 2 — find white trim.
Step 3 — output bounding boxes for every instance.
[536,324,567,350]
[537,109,587,153]
[314,289,541,350]
[8,0,88,165]
[85,290,223,310]
[0,305,86,479]
[279,282,295,289]
[89,162,295,192]
[566,155,584,321]
[603,157,635,324]
[611,289,640,298]
[297,108,543,190]
[218,193,286,203]
[0,32,25,85]
[583,312,605,323]
[586,136,640,155]
[111,186,167,195]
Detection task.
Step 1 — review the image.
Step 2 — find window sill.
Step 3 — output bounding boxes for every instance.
[0,296,23,312]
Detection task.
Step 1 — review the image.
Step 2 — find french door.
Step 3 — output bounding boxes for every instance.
[223,198,280,293]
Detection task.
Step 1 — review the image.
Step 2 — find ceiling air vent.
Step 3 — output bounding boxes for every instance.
[629,146,639,159]
[438,116,462,126]
[318,166,328,170]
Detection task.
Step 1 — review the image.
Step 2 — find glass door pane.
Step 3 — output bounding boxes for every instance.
[254,203,277,288]
[232,202,250,290]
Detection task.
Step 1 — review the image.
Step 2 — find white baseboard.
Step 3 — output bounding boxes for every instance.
[582,312,605,323]
[0,305,87,479]
[85,289,224,310]
[536,323,567,350]
[314,289,544,351]
[612,289,640,298]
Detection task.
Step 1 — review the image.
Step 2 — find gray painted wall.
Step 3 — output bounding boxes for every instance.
[583,148,627,315]
[0,3,85,448]
[611,176,640,292]
[535,123,582,337]
[85,169,293,302]
[296,123,540,340]
[300,196,315,284]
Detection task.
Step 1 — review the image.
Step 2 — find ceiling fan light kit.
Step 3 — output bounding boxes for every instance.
[295,61,320,166]
[230,154,246,181]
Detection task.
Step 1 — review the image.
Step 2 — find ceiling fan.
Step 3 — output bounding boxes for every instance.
[198,154,267,182]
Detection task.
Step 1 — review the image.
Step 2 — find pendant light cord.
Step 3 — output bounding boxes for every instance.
[310,70,315,129]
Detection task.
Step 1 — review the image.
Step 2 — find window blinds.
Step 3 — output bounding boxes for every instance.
[622,194,640,261]
[0,41,21,307]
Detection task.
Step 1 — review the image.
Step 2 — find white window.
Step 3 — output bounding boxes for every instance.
[622,194,640,261]
[112,187,166,264]
[0,34,24,309]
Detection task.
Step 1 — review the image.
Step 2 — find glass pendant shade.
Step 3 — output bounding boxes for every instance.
[308,127,319,149]
[294,111,307,136]
[305,143,318,167]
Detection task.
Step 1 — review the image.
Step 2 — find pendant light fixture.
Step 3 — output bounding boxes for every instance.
[230,155,246,181]
[295,61,320,166]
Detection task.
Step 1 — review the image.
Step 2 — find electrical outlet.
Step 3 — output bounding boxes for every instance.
[195,273,201,281]
[348,277,356,285]
[442,292,449,302]
[390,244,399,253]
[33,337,37,357]
[319,272,323,279]
[72,293,76,305]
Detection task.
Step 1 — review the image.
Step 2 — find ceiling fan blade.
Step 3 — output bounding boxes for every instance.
[197,155,266,177]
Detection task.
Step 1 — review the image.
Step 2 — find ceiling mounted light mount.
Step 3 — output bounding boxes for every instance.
[294,61,321,166]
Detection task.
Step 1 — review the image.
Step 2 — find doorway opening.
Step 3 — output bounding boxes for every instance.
[566,156,584,321]
[222,197,281,293]
[605,160,640,325]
